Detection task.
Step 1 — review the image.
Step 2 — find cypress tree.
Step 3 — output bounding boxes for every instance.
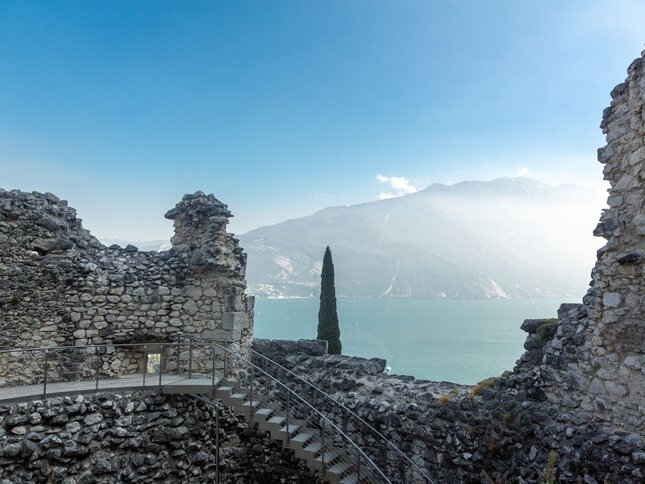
[317,246,342,354]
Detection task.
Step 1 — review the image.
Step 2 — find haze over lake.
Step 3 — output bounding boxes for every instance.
[254,297,578,384]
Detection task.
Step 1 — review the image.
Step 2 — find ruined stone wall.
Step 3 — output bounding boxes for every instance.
[0,190,254,384]
[0,392,316,483]
[580,50,645,429]
[254,336,644,483]
[516,50,645,433]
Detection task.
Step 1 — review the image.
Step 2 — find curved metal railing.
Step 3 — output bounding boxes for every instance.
[206,339,390,483]
[190,336,434,483]
[0,341,214,396]
[0,340,407,482]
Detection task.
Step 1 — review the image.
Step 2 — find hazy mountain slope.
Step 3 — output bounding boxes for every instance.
[238,178,604,299]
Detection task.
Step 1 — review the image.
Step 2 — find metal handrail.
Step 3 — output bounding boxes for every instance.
[190,336,434,483]
[0,340,390,482]
[208,339,391,483]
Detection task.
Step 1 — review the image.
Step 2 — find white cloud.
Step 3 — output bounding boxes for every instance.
[517,166,530,177]
[376,174,418,200]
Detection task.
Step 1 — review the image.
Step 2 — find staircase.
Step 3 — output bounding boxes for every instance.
[0,339,433,483]
[205,380,378,483]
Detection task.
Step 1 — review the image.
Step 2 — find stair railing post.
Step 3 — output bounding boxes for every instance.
[158,344,164,392]
[383,440,388,479]
[249,364,254,425]
[188,338,193,379]
[143,344,147,390]
[176,337,181,375]
[223,340,228,377]
[216,403,220,484]
[263,357,268,394]
[321,419,326,476]
[357,451,361,482]
[211,344,216,395]
[286,390,290,446]
[95,352,100,392]
[43,349,48,399]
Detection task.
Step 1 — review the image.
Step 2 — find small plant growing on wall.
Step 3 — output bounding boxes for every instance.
[541,450,557,484]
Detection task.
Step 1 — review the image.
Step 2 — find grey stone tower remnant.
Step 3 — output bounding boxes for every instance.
[524,51,644,433]
[0,190,254,384]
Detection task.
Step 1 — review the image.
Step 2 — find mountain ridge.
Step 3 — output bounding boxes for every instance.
[238,177,603,299]
[241,177,601,236]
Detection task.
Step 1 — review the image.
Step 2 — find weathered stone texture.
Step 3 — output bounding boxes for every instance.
[0,392,317,483]
[0,190,254,384]
[580,51,645,429]
[254,340,644,483]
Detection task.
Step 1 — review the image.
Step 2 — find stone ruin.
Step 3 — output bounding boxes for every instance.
[0,48,643,484]
[0,190,254,384]
[584,54,644,428]
[520,50,645,434]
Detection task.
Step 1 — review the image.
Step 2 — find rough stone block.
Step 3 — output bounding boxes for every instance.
[222,312,249,330]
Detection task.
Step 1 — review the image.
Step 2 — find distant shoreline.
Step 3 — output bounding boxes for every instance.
[253,295,583,301]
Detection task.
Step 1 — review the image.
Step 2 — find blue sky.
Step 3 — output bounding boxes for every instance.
[1,1,644,239]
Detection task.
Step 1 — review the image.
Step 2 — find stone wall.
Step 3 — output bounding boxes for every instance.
[510,50,645,434]
[254,329,644,483]
[0,391,317,483]
[579,50,645,429]
[0,190,254,384]
[252,338,327,365]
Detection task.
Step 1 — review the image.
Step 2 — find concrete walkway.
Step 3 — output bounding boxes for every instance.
[0,373,219,403]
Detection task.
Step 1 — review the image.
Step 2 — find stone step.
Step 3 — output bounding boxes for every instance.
[215,381,381,483]
[338,472,359,484]
[214,385,235,398]
[314,448,343,468]
[270,421,305,442]
[325,460,354,481]
[260,415,287,432]
[253,407,274,422]
[295,438,322,461]
[236,399,263,417]
[285,430,316,450]
[225,392,248,404]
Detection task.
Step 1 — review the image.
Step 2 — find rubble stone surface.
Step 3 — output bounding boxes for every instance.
[0,392,317,483]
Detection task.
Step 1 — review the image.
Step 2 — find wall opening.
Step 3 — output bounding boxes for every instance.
[145,349,161,374]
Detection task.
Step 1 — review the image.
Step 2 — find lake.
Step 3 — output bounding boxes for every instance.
[253,297,578,385]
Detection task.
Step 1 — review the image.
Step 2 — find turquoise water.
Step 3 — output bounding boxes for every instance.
[253,298,578,385]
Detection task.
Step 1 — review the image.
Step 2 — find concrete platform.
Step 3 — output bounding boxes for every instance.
[0,373,219,403]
